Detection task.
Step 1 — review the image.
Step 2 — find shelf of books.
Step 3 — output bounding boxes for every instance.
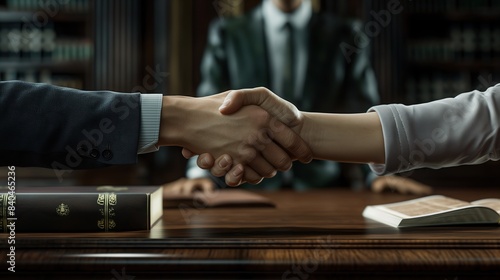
[0,0,94,185]
[0,0,93,89]
[404,0,500,103]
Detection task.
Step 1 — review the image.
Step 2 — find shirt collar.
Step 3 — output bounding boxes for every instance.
[262,0,312,31]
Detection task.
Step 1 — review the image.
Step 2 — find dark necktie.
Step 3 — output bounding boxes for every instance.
[282,21,295,103]
[281,21,295,188]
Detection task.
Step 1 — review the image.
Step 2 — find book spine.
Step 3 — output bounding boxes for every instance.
[1,194,7,233]
[1,192,150,232]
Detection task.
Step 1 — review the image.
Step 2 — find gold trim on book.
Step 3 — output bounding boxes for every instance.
[97,193,117,231]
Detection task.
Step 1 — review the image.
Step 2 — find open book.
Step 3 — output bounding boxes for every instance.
[362,195,500,228]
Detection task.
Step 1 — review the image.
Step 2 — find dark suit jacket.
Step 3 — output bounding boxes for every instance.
[198,6,379,112]
[0,81,140,169]
[194,5,379,189]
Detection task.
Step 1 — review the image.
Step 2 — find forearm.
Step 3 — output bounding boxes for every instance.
[0,81,140,168]
[300,112,385,164]
[371,85,500,174]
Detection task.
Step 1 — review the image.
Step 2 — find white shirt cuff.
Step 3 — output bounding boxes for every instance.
[138,93,162,154]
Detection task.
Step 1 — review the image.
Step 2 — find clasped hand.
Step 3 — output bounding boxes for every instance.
[169,88,312,186]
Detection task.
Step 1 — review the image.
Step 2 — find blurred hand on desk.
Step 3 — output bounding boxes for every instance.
[162,177,215,196]
[162,175,433,196]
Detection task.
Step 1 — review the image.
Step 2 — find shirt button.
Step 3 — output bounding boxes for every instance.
[102,150,113,160]
[89,149,100,159]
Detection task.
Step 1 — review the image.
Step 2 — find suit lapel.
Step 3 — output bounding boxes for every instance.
[303,13,323,110]
[248,6,271,88]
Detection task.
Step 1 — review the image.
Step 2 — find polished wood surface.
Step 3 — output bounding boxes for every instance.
[2,187,500,279]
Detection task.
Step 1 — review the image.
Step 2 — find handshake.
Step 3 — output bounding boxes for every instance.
[159,87,386,186]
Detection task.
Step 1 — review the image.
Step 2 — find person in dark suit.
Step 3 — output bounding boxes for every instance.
[0,80,313,185]
[180,0,379,192]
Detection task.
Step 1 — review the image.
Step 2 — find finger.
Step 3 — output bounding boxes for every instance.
[210,154,233,177]
[181,148,196,159]
[271,120,313,164]
[219,87,302,127]
[199,179,216,193]
[242,166,264,185]
[225,164,245,186]
[371,176,433,195]
[259,141,292,171]
[248,155,277,179]
[390,176,433,195]
[197,153,216,169]
[224,164,263,186]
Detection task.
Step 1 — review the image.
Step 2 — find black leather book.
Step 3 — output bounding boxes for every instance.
[0,186,163,232]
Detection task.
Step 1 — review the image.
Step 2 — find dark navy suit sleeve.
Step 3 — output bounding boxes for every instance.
[0,81,141,169]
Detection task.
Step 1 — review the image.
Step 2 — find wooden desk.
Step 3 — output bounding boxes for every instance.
[2,188,500,279]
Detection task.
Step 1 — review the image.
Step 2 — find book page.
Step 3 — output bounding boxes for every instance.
[382,195,470,217]
[471,199,500,213]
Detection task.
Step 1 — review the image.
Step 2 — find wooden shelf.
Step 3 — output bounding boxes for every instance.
[408,10,500,21]
[0,10,89,22]
[0,60,90,72]
[408,60,500,71]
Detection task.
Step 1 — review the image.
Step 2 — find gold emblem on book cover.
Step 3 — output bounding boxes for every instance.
[56,203,70,216]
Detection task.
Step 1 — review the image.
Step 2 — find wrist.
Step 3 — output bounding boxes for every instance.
[300,112,318,158]
[158,96,191,147]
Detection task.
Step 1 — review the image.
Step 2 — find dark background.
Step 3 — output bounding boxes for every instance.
[1,0,500,188]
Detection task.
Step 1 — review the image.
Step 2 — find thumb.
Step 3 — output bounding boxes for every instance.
[219,87,302,127]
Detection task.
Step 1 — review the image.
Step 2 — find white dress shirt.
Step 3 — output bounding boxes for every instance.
[262,0,312,100]
[369,84,500,175]
[137,94,162,154]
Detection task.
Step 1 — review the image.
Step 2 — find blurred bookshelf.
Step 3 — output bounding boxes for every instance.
[0,0,93,89]
[366,0,500,186]
[0,0,158,186]
[404,0,500,103]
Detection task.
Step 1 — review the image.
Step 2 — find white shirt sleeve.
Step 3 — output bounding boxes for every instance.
[138,93,162,154]
[368,84,500,175]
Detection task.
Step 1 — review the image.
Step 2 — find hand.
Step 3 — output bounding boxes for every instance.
[191,87,385,184]
[219,87,304,128]
[371,175,433,195]
[183,88,312,185]
[162,177,215,196]
[160,90,311,185]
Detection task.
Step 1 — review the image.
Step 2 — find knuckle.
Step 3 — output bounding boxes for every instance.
[254,109,271,124]
[239,147,257,163]
[211,168,226,177]
[275,155,292,171]
[261,167,277,178]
